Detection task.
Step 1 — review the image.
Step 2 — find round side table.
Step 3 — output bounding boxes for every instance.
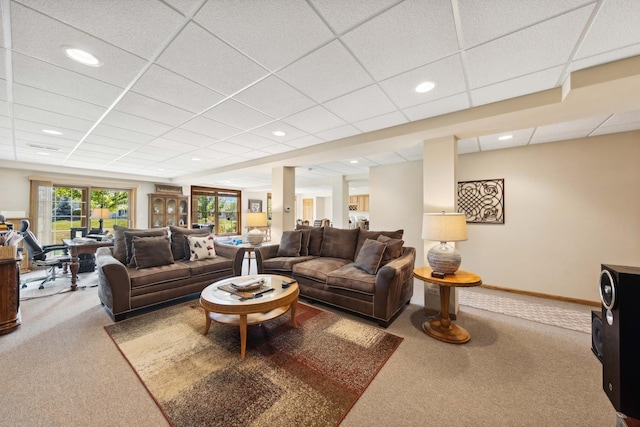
[413,267,482,344]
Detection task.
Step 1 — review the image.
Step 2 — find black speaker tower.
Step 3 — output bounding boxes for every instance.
[599,264,640,419]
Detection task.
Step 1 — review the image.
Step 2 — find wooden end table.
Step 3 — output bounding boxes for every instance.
[200,274,298,359]
[63,238,114,291]
[413,267,482,344]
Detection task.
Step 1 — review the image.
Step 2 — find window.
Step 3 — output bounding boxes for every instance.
[191,186,241,235]
[30,179,134,245]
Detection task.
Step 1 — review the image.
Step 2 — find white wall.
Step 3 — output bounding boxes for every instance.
[458,131,640,303]
[369,161,424,265]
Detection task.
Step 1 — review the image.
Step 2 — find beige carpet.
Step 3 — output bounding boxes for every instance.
[105,301,403,427]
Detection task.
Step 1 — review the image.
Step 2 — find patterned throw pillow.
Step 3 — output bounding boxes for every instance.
[187,234,217,261]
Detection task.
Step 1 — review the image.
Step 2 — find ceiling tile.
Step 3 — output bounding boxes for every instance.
[324,84,397,122]
[457,137,480,154]
[479,128,535,151]
[315,124,361,141]
[12,53,122,106]
[250,122,308,142]
[531,116,608,144]
[310,0,399,34]
[132,65,225,114]
[17,0,185,59]
[14,130,79,148]
[282,106,346,134]
[13,83,106,121]
[570,44,640,72]
[83,134,144,151]
[0,48,5,80]
[205,141,252,156]
[353,111,407,133]
[363,151,406,165]
[465,5,594,88]
[234,75,316,119]
[226,133,276,150]
[403,93,469,121]
[157,22,268,95]
[116,91,194,126]
[92,123,156,144]
[13,105,93,132]
[195,0,334,71]
[180,116,241,140]
[591,122,640,135]
[470,66,564,107]
[0,77,7,101]
[342,0,458,80]
[379,54,466,109]
[286,135,326,149]
[261,143,296,155]
[202,99,274,130]
[146,137,200,152]
[278,40,373,103]
[575,0,640,60]
[600,109,640,127]
[101,110,173,137]
[457,0,593,48]
[164,127,218,147]
[163,0,202,15]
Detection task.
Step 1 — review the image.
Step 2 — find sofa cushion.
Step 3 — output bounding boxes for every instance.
[293,257,351,282]
[112,225,129,264]
[128,263,191,289]
[124,228,168,267]
[354,238,386,274]
[262,256,316,272]
[326,264,377,295]
[320,227,359,260]
[296,225,324,255]
[300,229,311,256]
[277,230,302,257]
[132,236,174,269]
[170,225,212,260]
[187,257,233,276]
[187,234,217,261]
[377,235,405,264]
[355,229,403,259]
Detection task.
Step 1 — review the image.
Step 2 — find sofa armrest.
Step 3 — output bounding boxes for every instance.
[373,247,416,322]
[96,251,131,319]
[214,242,246,276]
[255,245,280,273]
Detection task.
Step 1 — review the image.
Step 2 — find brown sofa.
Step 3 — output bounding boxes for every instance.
[97,225,245,321]
[256,226,415,327]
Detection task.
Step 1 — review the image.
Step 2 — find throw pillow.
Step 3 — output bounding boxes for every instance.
[187,234,217,261]
[131,236,174,269]
[169,225,212,260]
[277,230,302,257]
[320,227,359,260]
[354,238,387,275]
[124,228,168,267]
[112,225,129,264]
[377,235,405,265]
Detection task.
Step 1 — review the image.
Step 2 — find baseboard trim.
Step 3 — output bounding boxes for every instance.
[478,284,600,307]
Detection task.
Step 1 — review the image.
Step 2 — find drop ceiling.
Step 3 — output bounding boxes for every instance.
[0,0,639,193]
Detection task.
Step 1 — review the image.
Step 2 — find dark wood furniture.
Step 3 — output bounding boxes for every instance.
[0,256,21,335]
[62,239,114,291]
[413,267,482,344]
[148,194,188,228]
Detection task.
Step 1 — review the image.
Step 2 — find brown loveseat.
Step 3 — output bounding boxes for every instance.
[97,225,245,321]
[256,226,415,327]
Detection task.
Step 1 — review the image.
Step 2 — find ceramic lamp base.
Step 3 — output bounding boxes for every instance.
[427,242,461,275]
[247,233,264,246]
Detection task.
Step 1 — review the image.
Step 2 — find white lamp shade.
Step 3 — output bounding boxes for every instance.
[246,212,268,227]
[92,208,111,219]
[422,212,467,242]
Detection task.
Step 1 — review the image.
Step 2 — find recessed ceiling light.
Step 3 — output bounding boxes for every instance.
[191,158,201,161]
[63,46,102,67]
[272,131,286,137]
[157,168,165,171]
[415,81,436,93]
[42,129,63,135]
[498,135,513,141]
[36,152,50,156]
[350,160,358,164]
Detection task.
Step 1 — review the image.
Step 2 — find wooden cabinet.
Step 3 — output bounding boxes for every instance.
[348,194,369,212]
[148,194,189,228]
[0,256,21,335]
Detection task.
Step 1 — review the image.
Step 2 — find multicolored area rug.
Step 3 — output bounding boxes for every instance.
[105,302,402,427]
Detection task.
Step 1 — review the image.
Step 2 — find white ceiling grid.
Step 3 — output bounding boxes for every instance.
[0,0,637,192]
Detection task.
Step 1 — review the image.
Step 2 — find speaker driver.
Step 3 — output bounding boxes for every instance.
[591,310,603,362]
[599,269,616,310]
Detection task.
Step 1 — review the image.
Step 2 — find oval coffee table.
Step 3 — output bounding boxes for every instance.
[200,274,299,359]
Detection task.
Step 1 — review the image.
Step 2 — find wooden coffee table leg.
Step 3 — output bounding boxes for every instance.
[240,314,248,360]
[290,300,298,328]
[203,310,211,334]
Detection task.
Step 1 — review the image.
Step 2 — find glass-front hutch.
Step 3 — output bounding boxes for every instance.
[148,194,188,228]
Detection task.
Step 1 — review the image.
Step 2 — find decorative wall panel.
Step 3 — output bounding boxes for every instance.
[457,179,505,224]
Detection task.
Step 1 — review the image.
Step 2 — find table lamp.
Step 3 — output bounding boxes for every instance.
[91,208,110,233]
[422,212,468,278]
[245,212,268,245]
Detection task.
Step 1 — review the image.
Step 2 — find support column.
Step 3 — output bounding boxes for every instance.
[331,175,348,228]
[271,166,296,243]
[423,136,459,317]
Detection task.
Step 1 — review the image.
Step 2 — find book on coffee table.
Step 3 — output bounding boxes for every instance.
[217,282,273,300]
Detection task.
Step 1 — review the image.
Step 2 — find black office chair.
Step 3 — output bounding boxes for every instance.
[19,220,71,289]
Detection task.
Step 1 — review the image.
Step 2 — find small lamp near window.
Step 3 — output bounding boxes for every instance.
[91,208,110,233]
[245,212,268,246]
[422,212,468,278]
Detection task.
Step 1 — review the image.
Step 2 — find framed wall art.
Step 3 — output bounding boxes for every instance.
[457,179,505,224]
[248,199,262,212]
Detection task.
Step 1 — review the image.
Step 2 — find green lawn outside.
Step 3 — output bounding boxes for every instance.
[49,218,128,242]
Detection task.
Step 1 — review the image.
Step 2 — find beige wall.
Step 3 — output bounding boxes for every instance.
[458,131,640,303]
